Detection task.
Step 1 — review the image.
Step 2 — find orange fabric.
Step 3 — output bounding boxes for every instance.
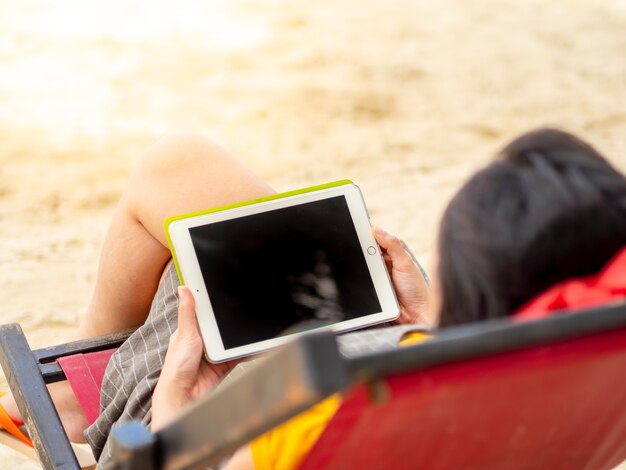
[0,392,33,447]
[515,246,626,320]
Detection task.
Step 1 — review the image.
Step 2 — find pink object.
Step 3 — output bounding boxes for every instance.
[57,349,117,425]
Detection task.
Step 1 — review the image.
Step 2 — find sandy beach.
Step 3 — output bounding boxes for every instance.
[1,0,625,467]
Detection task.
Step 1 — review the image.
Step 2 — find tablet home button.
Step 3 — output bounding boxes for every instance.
[367,246,377,255]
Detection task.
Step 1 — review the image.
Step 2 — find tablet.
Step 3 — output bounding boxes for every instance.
[166,180,399,362]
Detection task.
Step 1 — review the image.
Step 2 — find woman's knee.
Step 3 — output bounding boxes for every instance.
[133,132,234,187]
[122,132,273,243]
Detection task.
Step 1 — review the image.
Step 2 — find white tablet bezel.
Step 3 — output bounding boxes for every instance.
[167,183,399,362]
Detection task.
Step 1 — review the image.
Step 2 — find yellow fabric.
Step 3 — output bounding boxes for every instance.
[251,330,429,469]
[251,394,341,470]
[399,331,429,346]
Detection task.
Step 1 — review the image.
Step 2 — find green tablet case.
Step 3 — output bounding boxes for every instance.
[164,179,354,284]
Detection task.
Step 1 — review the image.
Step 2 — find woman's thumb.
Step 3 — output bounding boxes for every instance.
[177,286,198,337]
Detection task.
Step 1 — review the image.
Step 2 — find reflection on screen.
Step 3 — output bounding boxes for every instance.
[189,196,381,349]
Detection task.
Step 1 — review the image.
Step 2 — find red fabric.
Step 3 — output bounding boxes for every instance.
[57,349,117,424]
[301,327,626,470]
[514,246,626,320]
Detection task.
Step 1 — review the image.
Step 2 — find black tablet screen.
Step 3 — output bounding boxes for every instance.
[189,196,381,349]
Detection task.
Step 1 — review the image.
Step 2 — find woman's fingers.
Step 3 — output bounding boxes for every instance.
[373,226,433,325]
[373,227,414,272]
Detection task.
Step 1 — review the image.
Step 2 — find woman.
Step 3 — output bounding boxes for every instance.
[145,128,626,469]
[4,128,626,468]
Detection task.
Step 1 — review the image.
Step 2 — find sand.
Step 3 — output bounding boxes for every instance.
[1,0,625,467]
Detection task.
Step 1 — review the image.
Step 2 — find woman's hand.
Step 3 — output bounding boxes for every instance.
[373,227,433,325]
[151,286,238,432]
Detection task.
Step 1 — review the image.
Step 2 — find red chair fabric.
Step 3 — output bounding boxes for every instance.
[57,349,117,425]
[300,326,626,470]
[515,246,626,320]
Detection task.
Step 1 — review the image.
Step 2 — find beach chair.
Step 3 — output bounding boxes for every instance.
[0,328,132,468]
[2,302,626,469]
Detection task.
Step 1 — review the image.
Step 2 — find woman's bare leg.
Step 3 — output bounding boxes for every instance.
[79,132,274,337]
[1,132,274,441]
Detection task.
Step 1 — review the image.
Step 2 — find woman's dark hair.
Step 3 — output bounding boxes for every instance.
[438,128,626,327]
